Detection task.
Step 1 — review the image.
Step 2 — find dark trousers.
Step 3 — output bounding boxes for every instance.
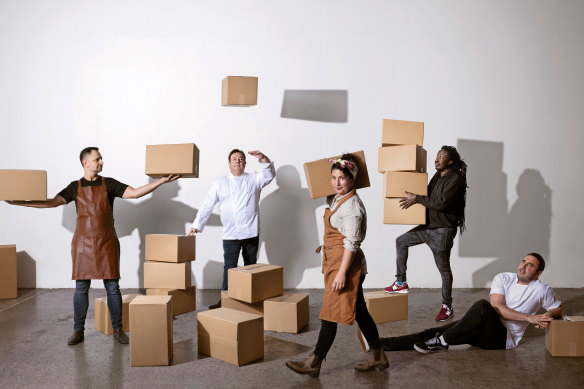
[222,236,259,290]
[395,226,457,306]
[73,279,122,331]
[381,299,507,351]
[314,274,382,359]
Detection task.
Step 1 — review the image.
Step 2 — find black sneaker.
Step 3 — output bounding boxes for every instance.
[413,333,449,354]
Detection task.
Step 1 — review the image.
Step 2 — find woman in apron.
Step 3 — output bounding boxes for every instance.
[286,154,388,378]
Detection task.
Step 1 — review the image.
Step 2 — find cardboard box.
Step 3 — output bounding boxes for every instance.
[228,264,283,304]
[364,291,408,324]
[383,198,426,225]
[94,294,139,335]
[130,295,173,366]
[221,76,258,106]
[382,119,424,146]
[197,307,263,366]
[144,261,191,290]
[146,286,196,316]
[378,145,427,173]
[145,234,196,263]
[0,170,47,201]
[0,245,17,299]
[303,150,371,199]
[221,290,264,316]
[546,316,584,357]
[264,293,309,333]
[383,172,428,198]
[145,143,199,178]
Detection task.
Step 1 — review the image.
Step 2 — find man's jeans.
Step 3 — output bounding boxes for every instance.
[73,279,122,331]
[395,226,457,306]
[222,236,259,290]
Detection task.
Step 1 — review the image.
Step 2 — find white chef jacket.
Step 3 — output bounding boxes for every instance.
[192,162,276,240]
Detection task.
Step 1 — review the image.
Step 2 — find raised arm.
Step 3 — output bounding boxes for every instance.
[6,195,67,208]
[122,175,180,199]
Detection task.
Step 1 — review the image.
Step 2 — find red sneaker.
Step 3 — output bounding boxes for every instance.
[384,281,409,294]
[435,304,454,321]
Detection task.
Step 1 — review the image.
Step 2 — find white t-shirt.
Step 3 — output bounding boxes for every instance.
[490,272,561,349]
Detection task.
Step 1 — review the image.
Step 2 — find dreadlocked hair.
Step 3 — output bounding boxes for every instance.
[441,145,468,234]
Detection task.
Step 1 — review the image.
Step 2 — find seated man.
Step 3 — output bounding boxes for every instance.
[375,253,562,353]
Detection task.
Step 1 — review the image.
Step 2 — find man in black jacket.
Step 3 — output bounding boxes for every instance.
[384,146,468,321]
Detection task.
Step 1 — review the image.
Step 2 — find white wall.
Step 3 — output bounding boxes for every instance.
[1,0,582,289]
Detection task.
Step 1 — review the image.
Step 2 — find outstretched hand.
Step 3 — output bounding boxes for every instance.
[160,174,181,184]
[248,150,269,163]
[188,228,200,236]
[399,191,416,209]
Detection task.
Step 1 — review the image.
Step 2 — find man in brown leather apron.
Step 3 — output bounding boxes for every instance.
[7,147,178,345]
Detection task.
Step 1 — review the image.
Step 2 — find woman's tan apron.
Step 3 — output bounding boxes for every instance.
[318,190,362,325]
[71,178,120,280]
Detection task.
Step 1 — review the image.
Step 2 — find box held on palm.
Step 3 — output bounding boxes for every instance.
[145,143,199,178]
[0,170,47,201]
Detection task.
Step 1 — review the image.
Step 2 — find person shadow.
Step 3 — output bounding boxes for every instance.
[259,165,325,288]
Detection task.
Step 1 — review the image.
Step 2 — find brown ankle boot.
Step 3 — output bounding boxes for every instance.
[285,353,323,378]
[67,330,84,345]
[354,348,389,372]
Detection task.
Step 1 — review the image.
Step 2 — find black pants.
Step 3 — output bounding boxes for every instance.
[222,236,259,290]
[314,274,382,359]
[381,299,507,351]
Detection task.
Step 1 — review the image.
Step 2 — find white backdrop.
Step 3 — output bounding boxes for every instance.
[1,0,582,289]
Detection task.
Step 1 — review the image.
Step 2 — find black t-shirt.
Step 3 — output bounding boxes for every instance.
[58,176,129,211]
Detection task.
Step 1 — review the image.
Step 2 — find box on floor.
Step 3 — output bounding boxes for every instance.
[95,294,139,335]
[146,286,196,316]
[264,293,309,333]
[546,316,584,357]
[0,245,17,299]
[364,291,408,324]
[129,295,173,366]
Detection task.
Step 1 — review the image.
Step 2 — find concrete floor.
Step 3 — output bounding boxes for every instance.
[1,288,583,389]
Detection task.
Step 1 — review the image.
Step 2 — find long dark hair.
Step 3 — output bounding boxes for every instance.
[442,145,468,234]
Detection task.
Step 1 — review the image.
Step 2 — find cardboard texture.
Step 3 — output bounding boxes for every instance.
[383,198,426,225]
[0,245,17,299]
[0,170,47,201]
[145,234,196,263]
[378,145,427,173]
[220,290,264,316]
[546,316,584,357]
[146,286,196,316]
[381,119,424,146]
[221,76,258,106]
[129,295,173,366]
[364,291,408,324]
[197,307,264,366]
[144,261,191,290]
[303,150,371,199]
[94,294,139,335]
[264,293,309,333]
[383,172,428,198]
[145,143,199,178]
[228,264,283,303]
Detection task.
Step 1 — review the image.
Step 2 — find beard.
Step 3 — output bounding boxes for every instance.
[517,271,534,283]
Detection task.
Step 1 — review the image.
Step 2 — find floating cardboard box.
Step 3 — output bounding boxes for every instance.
[145,234,196,263]
[383,198,426,225]
[145,143,199,178]
[228,264,283,304]
[381,119,424,146]
[303,150,370,199]
[221,290,264,316]
[221,76,258,106]
[264,293,309,333]
[364,291,408,324]
[94,294,139,335]
[0,170,47,201]
[197,307,263,366]
[0,245,17,299]
[129,295,173,366]
[546,316,584,357]
[383,172,428,198]
[144,261,191,290]
[378,145,427,173]
[146,286,196,316]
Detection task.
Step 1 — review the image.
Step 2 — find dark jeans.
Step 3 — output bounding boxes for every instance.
[381,299,507,351]
[222,236,259,290]
[395,226,457,306]
[314,274,382,359]
[73,279,122,331]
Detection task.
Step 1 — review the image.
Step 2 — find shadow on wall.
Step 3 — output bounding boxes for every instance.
[456,139,552,287]
[16,251,36,288]
[62,180,221,288]
[281,90,348,122]
[259,165,325,288]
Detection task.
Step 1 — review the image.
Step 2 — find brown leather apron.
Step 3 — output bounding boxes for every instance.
[318,190,362,325]
[71,178,120,280]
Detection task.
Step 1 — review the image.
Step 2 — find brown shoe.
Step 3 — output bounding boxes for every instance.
[67,330,84,345]
[209,299,221,310]
[114,329,129,344]
[354,348,389,372]
[286,353,322,378]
